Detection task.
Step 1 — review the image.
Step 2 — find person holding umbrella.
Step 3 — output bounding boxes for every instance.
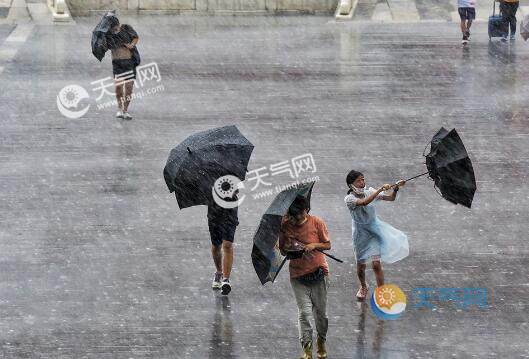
[344,170,409,301]
[105,15,139,119]
[279,196,331,359]
[163,126,254,296]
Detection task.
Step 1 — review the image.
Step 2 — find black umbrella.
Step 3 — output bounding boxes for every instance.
[425,128,477,208]
[395,127,476,208]
[163,125,254,209]
[251,181,342,285]
[91,11,118,62]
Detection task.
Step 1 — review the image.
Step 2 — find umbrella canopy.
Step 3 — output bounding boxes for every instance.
[91,11,118,62]
[163,125,254,209]
[251,181,315,285]
[425,127,476,208]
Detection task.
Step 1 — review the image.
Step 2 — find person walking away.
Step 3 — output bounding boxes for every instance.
[279,196,331,359]
[458,0,476,44]
[498,0,519,41]
[208,196,238,296]
[106,16,139,119]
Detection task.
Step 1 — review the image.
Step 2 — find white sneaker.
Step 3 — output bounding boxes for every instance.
[116,110,124,118]
[123,112,132,120]
[212,272,222,290]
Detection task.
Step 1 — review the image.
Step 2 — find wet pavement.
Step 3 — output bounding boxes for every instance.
[1,15,529,358]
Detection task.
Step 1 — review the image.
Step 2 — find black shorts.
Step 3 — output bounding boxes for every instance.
[208,220,237,247]
[112,59,136,80]
[458,7,475,20]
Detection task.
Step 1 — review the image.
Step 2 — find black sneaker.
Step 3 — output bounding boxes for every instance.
[462,34,468,44]
[466,31,470,40]
[221,279,231,295]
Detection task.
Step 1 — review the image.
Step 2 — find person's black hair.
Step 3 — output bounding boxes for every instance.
[288,196,310,216]
[346,170,363,194]
[108,15,119,28]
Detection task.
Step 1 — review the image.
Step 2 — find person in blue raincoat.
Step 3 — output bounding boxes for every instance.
[344,170,409,301]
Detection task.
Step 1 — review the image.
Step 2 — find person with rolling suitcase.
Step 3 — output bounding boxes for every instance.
[489,0,509,40]
[458,0,476,44]
[498,0,519,41]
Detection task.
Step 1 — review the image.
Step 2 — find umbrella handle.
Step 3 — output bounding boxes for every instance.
[389,171,430,188]
[271,257,288,283]
[316,249,344,263]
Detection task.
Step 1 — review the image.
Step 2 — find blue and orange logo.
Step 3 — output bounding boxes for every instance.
[370,284,407,320]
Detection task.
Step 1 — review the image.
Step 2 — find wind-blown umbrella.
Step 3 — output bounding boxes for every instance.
[91,11,118,62]
[163,125,254,209]
[396,127,476,208]
[425,128,476,208]
[251,182,342,285]
[251,182,315,285]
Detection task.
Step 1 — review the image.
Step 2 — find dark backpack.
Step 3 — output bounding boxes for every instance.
[131,46,141,67]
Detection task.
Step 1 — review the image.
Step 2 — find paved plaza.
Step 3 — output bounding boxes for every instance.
[0,14,529,358]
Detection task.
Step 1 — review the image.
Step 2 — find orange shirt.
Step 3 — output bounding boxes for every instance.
[279,215,331,278]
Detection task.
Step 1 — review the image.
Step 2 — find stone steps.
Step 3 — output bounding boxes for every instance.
[336,0,529,23]
[0,0,73,24]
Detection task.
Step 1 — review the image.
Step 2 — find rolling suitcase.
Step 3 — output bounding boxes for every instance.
[488,1,508,39]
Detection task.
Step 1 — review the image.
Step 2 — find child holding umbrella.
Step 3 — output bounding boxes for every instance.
[279,196,331,359]
[344,170,409,301]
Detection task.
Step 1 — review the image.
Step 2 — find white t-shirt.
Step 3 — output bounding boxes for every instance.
[458,0,475,8]
[344,187,384,208]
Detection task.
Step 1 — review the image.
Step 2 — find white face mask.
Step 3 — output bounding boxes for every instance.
[351,184,366,195]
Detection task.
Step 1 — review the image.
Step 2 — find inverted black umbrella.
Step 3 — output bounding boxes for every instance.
[91,11,118,62]
[251,181,342,286]
[163,125,254,210]
[394,127,476,208]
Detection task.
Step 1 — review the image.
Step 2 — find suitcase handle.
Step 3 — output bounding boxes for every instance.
[493,0,501,16]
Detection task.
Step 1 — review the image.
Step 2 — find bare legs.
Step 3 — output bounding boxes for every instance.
[211,240,233,280]
[212,245,222,274]
[460,19,472,36]
[123,81,134,112]
[356,259,385,293]
[114,79,134,112]
[357,262,367,288]
[372,260,384,287]
[222,241,233,280]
